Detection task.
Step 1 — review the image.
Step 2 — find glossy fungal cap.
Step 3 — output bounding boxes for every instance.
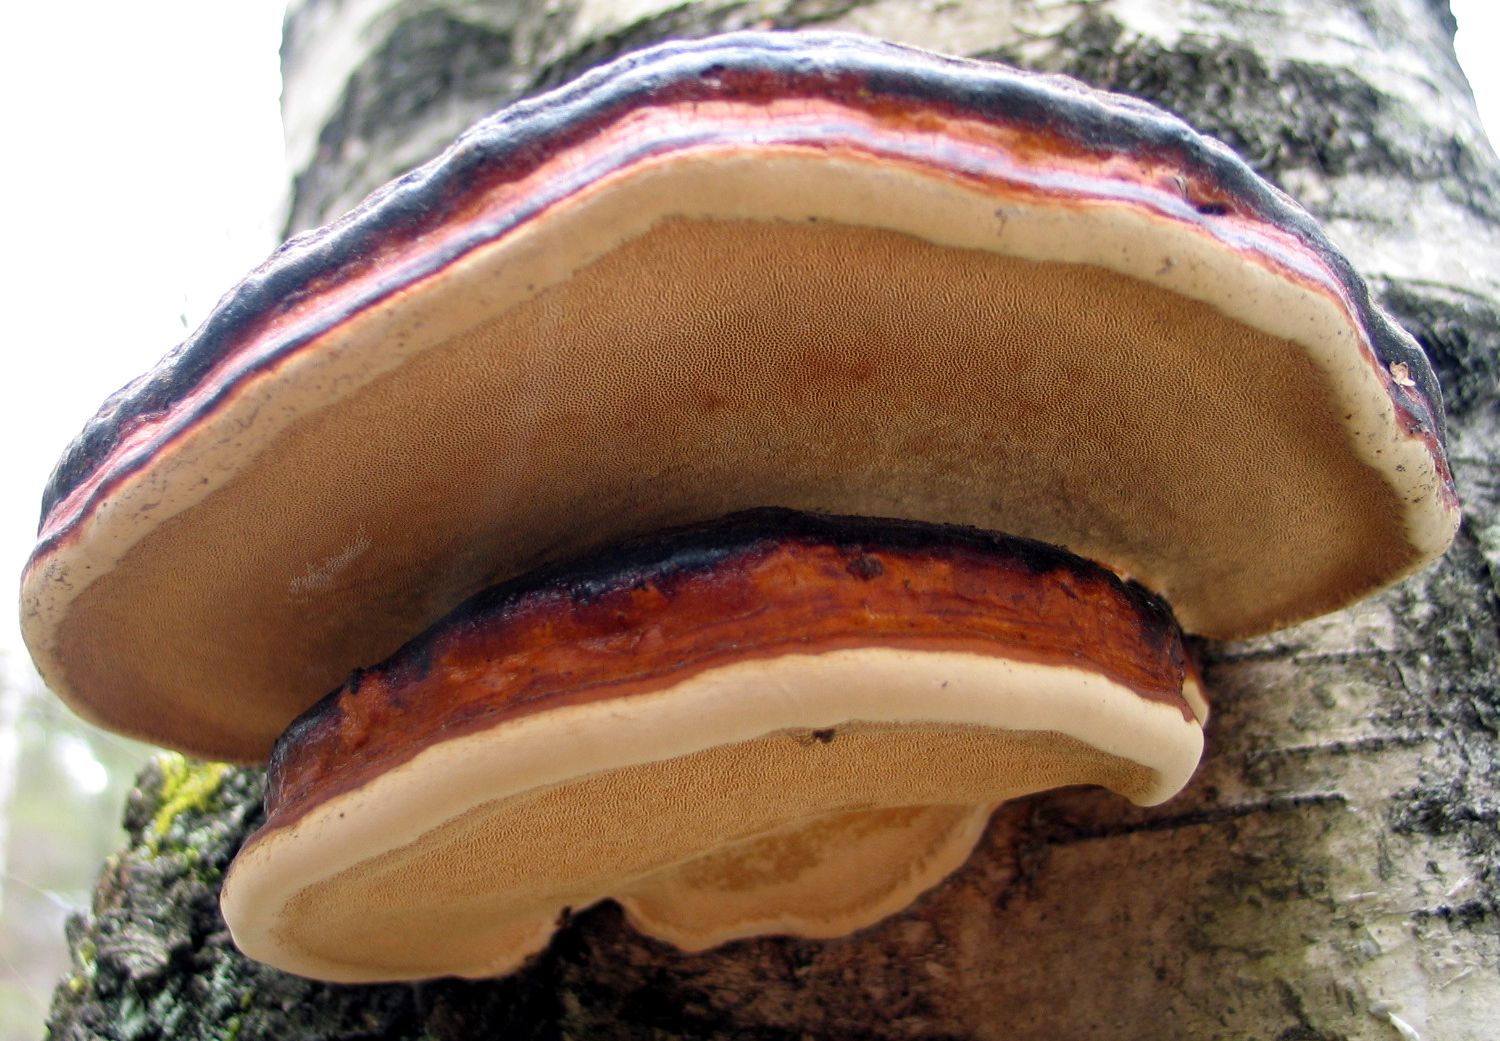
[22,33,1456,761]
[220,511,1207,983]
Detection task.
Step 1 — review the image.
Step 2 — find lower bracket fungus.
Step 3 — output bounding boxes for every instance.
[19,31,1458,982]
[221,511,1205,982]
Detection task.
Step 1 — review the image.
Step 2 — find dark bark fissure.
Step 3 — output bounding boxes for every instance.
[990,13,1500,223]
[289,9,518,236]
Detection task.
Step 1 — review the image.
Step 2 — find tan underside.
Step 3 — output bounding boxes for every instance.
[222,647,1200,982]
[28,147,1449,760]
[617,803,996,950]
[267,726,1144,982]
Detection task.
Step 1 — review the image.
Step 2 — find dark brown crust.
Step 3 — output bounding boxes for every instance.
[32,31,1452,559]
[263,509,1197,834]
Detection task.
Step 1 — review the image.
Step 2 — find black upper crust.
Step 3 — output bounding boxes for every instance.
[37,30,1445,537]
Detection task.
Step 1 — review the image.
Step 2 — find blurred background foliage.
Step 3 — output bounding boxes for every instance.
[0,660,151,1041]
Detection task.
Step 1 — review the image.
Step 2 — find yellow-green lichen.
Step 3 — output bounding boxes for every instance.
[146,753,231,854]
[69,936,97,994]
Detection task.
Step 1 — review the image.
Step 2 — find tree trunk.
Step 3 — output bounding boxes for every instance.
[46,1,1500,1038]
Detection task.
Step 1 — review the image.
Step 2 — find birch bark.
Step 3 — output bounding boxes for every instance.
[47,2,1499,1038]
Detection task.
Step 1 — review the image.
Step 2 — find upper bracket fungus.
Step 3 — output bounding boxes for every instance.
[20,32,1457,981]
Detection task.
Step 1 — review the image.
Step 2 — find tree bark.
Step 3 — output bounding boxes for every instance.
[47,1,1499,1038]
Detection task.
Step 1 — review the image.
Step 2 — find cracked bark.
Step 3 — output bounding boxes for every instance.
[47,1,1498,1038]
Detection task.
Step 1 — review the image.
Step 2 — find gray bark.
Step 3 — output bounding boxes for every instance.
[47,1,1499,1038]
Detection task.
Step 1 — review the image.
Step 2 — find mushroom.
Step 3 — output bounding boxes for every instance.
[222,509,1208,982]
[19,32,1457,981]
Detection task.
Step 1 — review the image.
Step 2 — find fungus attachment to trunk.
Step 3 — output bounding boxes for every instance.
[19,32,1457,764]
[221,511,1206,983]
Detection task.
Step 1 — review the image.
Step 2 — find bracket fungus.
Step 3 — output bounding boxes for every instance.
[227,509,1207,981]
[19,32,1458,982]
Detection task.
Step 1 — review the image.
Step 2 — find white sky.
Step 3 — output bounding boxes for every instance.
[1,3,287,694]
[1,1,1496,700]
